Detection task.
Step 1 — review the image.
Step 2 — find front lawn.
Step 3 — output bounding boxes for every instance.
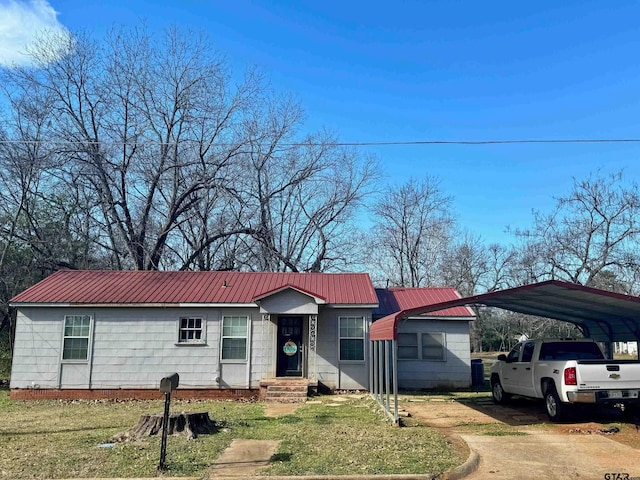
[0,390,462,479]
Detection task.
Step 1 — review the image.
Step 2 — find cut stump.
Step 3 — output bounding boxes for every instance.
[114,411,217,442]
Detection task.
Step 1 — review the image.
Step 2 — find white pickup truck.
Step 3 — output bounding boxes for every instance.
[490,338,640,421]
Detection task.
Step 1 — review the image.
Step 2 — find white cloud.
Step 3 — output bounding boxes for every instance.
[0,0,70,67]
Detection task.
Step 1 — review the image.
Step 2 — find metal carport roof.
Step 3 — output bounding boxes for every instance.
[370,280,640,343]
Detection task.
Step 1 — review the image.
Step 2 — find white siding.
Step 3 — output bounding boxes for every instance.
[12,304,375,391]
[259,290,318,315]
[396,319,472,390]
[249,315,277,387]
[11,308,63,388]
[315,308,371,390]
[11,306,264,390]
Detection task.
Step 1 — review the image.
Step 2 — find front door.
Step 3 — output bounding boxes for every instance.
[276,316,303,377]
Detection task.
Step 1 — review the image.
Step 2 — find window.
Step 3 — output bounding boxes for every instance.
[339,316,365,361]
[521,341,536,362]
[398,333,418,359]
[507,342,523,362]
[397,331,446,361]
[539,341,604,360]
[178,317,205,344]
[62,315,91,361]
[221,316,248,360]
[422,333,445,361]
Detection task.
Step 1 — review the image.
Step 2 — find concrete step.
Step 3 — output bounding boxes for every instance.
[264,383,309,403]
[267,385,309,393]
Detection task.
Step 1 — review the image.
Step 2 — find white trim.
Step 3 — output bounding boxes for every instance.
[176,315,207,345]
[179,303,256,308]
[330,304,379,309]
[60,314,93,363]
[338,315,366,363]
[220,314,250,363]
[406,315,475,321]
[14,302,375,309]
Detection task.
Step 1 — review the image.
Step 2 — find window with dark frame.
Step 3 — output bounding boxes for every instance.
[422,332,445,360]
[178,317,204,343]
[396,331,447,361]
[397,332,419,359]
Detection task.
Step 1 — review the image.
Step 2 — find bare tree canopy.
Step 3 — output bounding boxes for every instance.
[515,171,640,292]
[0,25,377,338]
[368,177,455,287]
[0,26,376,273]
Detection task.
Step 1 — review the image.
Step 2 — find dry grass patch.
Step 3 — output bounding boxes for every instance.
[0,391,462,479]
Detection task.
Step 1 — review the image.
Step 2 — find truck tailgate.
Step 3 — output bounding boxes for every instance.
[577,360,640,389]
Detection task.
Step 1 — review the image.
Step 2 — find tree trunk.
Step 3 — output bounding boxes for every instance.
[114,411,217,441]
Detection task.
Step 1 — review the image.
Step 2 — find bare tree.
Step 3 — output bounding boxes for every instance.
[2,27,262,270]
[237,125,378,272]
[515,171,640,292]
[1,25,378,277]
[369,177,455,287]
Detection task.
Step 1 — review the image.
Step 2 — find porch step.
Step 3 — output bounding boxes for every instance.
[262,379,310,403]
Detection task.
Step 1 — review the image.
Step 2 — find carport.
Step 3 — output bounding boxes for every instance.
[369,280,640,423]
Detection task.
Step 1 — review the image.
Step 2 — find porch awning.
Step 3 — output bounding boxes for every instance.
[369,280,640,343]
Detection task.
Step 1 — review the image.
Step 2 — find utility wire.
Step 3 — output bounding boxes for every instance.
[0,138,640,147]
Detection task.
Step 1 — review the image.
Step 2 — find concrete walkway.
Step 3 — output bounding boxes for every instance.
[461,430,640,480]
[403,397,640,480]
[209,439,281,477]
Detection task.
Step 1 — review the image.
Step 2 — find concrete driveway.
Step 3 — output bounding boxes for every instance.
[402,395,640,480]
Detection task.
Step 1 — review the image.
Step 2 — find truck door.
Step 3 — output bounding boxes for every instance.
[502,342,523,392]
[517,341,536,396]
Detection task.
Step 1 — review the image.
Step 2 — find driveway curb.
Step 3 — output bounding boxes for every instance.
[209,449,481,480]
[440,449,480,480]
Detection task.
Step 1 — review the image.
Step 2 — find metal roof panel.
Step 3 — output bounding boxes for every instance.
[370,280,640,342]
[11,270,379,306]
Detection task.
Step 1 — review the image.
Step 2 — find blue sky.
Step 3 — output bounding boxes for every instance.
[2,0,640,244]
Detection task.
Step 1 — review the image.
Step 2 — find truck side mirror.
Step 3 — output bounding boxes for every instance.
[497,354,507,362]
[159,373,179,393]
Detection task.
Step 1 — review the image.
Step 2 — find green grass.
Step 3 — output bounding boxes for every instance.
[0,392,463,479]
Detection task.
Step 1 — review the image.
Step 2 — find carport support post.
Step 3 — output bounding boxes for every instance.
[371,340,378,400]
[393,339,398,424]
[385,340,390,412]
[378,340,384,405]
[369,337,374,391]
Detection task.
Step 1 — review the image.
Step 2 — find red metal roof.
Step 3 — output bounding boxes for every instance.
[252,284,328,303]
[10,270,379,306]
[373,287,476,319]
[370,280,640,342]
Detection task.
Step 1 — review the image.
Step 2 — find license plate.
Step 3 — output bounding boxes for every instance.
[608,390,622,399]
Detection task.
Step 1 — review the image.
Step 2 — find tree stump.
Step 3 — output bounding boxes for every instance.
[114,411,217,442]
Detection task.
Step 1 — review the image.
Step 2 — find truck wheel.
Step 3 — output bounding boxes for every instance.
[491,377,510,404]
[544,385,568,422]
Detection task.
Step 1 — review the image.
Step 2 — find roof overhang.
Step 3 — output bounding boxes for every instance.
[252,284,327,304]
[370,280,640,343]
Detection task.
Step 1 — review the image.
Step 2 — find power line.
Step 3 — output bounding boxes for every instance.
[0,138,640,147]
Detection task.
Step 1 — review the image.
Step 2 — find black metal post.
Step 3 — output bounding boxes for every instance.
[158,390,171,471]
